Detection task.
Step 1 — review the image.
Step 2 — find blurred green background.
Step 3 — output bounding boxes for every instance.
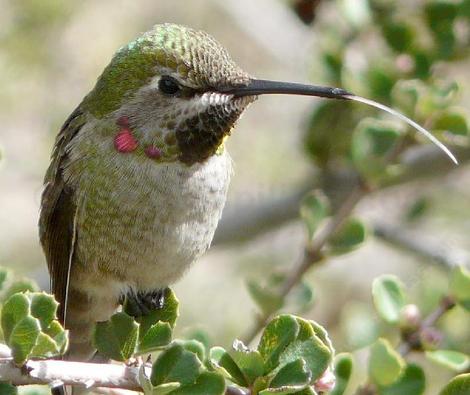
[1,0,469,394]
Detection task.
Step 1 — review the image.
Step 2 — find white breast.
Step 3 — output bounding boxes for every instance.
[64,121,232,296]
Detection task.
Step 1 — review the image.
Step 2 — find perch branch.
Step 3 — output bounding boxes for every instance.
[0,358,142,391]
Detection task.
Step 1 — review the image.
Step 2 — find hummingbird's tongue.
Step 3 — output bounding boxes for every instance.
[226,78,458,165]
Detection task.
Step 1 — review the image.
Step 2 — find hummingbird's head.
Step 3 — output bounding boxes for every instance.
[84,23,256,165]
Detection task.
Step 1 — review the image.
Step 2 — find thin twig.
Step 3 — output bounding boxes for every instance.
[398,296,456,356]
[242,183,369,344]
[373,222,470,270]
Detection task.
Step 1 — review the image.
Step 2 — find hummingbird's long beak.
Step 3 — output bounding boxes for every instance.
[223,78,458,165]
[225,78,353,100]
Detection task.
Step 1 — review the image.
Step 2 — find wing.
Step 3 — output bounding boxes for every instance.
[39,108,85,325]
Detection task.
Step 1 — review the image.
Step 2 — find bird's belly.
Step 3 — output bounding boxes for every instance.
[73,152,232,295]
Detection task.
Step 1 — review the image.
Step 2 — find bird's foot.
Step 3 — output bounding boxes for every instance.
[122,288,167,317]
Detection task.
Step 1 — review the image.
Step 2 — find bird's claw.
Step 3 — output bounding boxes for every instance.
[122,288,167,317]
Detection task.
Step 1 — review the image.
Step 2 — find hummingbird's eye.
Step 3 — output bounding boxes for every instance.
[158,76,180,95]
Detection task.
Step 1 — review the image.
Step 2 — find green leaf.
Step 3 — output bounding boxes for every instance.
[425,1,458,30]
[0,383,17,395]
[3,279,38,301]
[379,363,425,395]
[405,197,430,222]
[0,267,11,293]
[382,22,415,53]
[44,320,68,354]
[247,280,284,316]
[258,315,300,372]
[150,344,201,387]
[303,100,355,166]
[434,110,468,136]
[352,119,401,180]
[278,338,331,382]
[286,281,314,314]
[209,346,248,387]
[330,353,353,395]
[460,0,470,18]
[426,350,470,372]
[94,312,139,361]
[169,372,225,395]
[372,275,406,324]
[367,66,397,101]
[369,339,405,386]
[342,302,379,349]
[329,218,367,255]
[390,80,424,117]
[449,266,470,311]
[173,339,206,363]
[9,316,40,364]
[440,374,470,395]
[138,289,179,336]
[151,383,181,395]
[309,320,334,355]
[184,328,211,351]
[269,358,311,389]
[30,332,61,358]
[231,341,265,385]
[300,191,330,239]
[1,293,30,342]
[30,292,58,330]
[425,1,458,58]
[137,322,172,354]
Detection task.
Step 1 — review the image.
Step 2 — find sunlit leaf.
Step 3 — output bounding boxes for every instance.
[379,363,425,395]
[94,312,139,361]
[329,218,367,255]
[372,275,406,324]
[369,338,405,386]
[449,266,470,311]
[439,374,470,395]
[426,350,470,372]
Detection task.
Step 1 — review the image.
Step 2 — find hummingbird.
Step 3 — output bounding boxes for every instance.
[39,23,456,368]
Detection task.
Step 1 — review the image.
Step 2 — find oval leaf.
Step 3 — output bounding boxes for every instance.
[426,350,470,372]
[372,275,406,324]
[330,353,353,395]
[150,344,201,387]
[449,266,470,311]
[329,218,367,255]
[258,315,300,372]
[369,338,405,387]
[137,321,172,354]
[440,374,470,395]
[169,371,225,395]
[9,316,41,364]
[231,342,265,385]
[94,312,139,361]
[269,358,311,389]
[209,346,248,387]
[1,293,30,342]
[300,191,330,240]
[380,363,425,395]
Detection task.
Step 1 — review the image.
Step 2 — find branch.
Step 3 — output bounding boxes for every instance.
[373,222,470,270]
[0,355,247,395]
[214,144,470,247]
[0,359,142,391]
[241,182,368,344]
